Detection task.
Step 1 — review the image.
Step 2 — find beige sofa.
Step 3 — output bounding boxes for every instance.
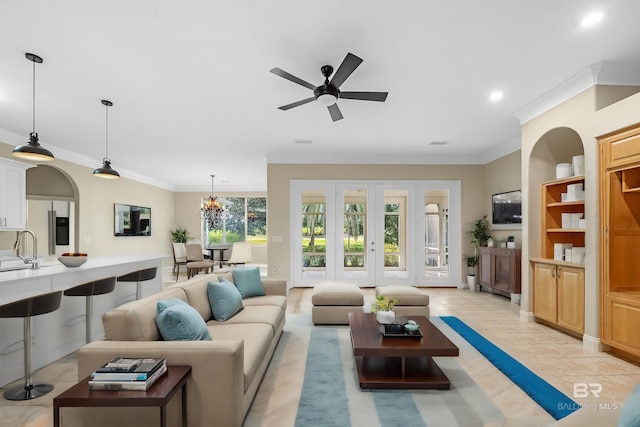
[62,272,287,427]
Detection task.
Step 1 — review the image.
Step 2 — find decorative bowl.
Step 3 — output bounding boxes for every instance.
[404,322,420,332]
[58,253,88,267]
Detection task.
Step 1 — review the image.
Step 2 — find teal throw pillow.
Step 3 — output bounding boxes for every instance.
[207,280,244,321]
[618,383,640,427]
[156,299,211,341]
[231,267,265,298]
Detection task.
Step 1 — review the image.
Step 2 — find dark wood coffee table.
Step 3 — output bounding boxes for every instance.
[349,312,459,389]
[53,365,191,427]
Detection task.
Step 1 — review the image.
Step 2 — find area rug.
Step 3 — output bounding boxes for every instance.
[440,316,579,420]
[293,320,505,427]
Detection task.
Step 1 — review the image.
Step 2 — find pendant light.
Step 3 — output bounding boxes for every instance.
[12,53,55,161]
[92,100,120,179]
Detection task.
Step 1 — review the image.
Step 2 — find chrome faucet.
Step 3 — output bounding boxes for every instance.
[14,229,39,269]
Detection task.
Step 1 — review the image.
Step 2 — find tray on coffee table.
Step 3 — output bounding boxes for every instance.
[381,324,423,338]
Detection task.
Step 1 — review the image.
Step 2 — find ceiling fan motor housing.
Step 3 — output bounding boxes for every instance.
[314,84,340,103]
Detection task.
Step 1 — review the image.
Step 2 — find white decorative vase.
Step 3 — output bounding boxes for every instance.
[467,275,477,291]
[376,310,396,324]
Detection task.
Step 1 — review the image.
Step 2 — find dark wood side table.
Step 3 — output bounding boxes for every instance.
[53,365,191,427]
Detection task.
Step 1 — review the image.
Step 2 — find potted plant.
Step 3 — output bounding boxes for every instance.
[370,295,398,324]
[170,228,192,243]
[465,216,491,291]
[464,254,479,290]
[469,215,492,248]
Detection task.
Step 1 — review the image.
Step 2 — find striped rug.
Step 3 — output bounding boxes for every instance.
[292,317,505,427]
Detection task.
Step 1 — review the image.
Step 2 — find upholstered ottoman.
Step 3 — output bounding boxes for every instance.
[312,281,364,325]
[375,285,430,318]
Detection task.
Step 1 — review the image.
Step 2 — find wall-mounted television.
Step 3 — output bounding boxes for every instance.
[114,204,151,236]
[492,190,522,227]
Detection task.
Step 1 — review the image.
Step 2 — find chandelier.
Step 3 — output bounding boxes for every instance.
[199,174,224,228]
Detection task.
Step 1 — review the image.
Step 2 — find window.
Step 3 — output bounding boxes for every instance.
[204,197,266,245]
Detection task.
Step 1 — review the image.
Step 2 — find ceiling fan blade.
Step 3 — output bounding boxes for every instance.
[270,68,316,91]
[329,53,363,88]
[340,91,388,102]
[327,104,343,122]
[277,97,316,110]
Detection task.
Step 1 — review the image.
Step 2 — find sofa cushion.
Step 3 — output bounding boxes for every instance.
[618,383,640,427]
[207,280,244,321]
[103,287,188,341]
[242,294,287,311]
[210,305,282,335]
[173,276,213,321]
[207,323,273,392]
[232,267,266,298]
[156,299,211,341]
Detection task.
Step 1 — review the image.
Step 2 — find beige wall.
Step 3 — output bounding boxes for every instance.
[0,141,175,262]
[520,85,640,348]
[483,150,523,243]
[266,162,519,284]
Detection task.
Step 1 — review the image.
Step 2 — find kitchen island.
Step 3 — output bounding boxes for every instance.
[0,254,165,387]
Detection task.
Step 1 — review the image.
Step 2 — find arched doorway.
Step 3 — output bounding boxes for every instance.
[25,165,80,255]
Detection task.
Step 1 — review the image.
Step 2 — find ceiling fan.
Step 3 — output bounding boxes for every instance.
[270,52,388,122]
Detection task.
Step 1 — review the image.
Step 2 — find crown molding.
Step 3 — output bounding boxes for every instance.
[0,128,176,191]
[515,61,640,125]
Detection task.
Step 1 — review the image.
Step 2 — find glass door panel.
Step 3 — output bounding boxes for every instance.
[339,187,370,281]
[423,191,449,279]
[301,189,327,279]
[382,189,410,280]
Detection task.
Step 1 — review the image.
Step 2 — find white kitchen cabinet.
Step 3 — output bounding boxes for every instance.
[0,158,32,230]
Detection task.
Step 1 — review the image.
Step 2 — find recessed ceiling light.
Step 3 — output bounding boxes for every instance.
[489,91,504,102]
[580,11,604,28]
[430,140,449,145]
[294,139,312,144]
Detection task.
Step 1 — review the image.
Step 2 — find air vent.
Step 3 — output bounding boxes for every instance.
[430,140,449,145]
[294,139,312,144]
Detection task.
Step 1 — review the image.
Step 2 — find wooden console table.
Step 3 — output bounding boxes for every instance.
[53,365,191,427]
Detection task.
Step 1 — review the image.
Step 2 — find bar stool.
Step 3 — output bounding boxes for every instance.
[0,291,63,400]
[116,267,157,300]
[63,277,116,343]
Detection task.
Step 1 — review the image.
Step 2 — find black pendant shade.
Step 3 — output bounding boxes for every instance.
[12,132,55,161]
[92,159,120,179]
[93,99,120,179]
[12,53,55,161]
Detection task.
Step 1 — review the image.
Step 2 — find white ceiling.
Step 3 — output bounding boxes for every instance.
[1,1,640,192]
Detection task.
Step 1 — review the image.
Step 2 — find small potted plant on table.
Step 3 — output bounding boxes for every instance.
[371,295,398,324]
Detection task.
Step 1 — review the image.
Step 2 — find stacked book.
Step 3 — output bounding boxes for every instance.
[88,357,167,391]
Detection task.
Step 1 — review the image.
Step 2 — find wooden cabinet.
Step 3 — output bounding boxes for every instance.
[599,123,640,357]
[533,171,586,335]
[532,260,585,334]
[0,158,31,230]
[478,247,521,298]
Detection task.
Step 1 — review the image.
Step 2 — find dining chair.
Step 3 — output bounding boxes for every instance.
[186,243,214,278]
[220,242,252,267]
[172,242,188,280]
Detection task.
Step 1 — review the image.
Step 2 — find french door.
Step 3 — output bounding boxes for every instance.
[291,180,460,287]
